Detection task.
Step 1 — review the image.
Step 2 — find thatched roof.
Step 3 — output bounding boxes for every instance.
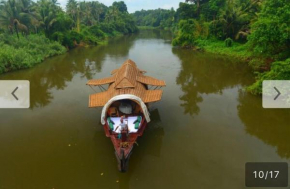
[87,59,166,107]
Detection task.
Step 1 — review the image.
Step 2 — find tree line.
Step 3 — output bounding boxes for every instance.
[132,0,290,95]
[133,8,175,29]
[0,0,138,73]
[0,0,138,47]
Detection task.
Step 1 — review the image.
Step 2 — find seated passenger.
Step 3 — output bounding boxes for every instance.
[114,116,128,132]
[114,116,130,139]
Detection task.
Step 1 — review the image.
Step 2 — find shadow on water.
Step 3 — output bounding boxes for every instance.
[172,48,254,116]
[238,90,290,158]
[107,109,165,189]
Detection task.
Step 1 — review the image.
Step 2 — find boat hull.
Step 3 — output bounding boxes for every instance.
[104,118,148,172]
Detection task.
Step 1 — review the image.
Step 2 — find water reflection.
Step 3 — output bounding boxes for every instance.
[117,108,164,189]
[238,91,290,158]
[106,34,138,57]
[173,48,254,116]
[136,29,173,41]
[0,34,138,108]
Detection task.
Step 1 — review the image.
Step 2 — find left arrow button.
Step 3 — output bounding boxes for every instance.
[0,80,30,108]
[11,86,19,100]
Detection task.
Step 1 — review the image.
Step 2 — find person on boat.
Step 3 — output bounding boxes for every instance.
[114,116,129,139]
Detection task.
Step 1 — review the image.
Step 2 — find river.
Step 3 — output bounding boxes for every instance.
[0,30,289,189]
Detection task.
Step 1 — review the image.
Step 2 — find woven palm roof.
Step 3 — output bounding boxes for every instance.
[87,59,166,107]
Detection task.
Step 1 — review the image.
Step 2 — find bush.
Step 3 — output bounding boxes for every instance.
[172,19,197,48]
[80,27,99,45]
[114,21,128,34]
[0,34,66,74]
[248,18,290,57]
[51,30,84,49]
[247,0,290,59]
[224,38,233,47]
[88,25,106,39]
[99,23,116,35]
[69,31,83,44]
[248,59,290,94]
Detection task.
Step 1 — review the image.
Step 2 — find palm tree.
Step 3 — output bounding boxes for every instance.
[0,0,20,33]
[66,0,77,24]
[0,0,33,37]
[105,8,113,23]
[212,0,252,39]
[79,1,95,26]
[35,0,58,37]
[105,6,119,23]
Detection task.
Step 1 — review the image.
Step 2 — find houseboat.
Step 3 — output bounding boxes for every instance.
[87,59,165,172]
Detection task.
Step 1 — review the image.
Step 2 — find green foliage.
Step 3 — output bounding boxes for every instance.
[0,0,138,59]
[99,23,116,35]
[51,31,81,49]
[80,26,99,44]
[112,1,127,13]
[88,25,106,38]
[0,33,66,74]
[248,59,290,94]
[248,0,290,58]
[176,2,196,20]
[245,0,290,94]
[224,37,233,47]
[172,19,209,47]
[133,8,176,29]
[195,38,251,58]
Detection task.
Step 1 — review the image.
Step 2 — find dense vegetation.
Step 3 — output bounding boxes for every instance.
[0,0,137,74]
[133,9,176,29]
[0,34,65,73]
[133,0,290,94]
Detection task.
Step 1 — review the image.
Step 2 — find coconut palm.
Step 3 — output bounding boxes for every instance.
[35,0,59,37]
[66,0,78,24]
[79,1,95,26]
[0,0,33,37]
[212,0,255,39]
[0,0,21,33]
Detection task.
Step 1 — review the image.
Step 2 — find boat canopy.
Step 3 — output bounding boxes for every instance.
[101,94,150,125]
[86,76,115,86]
[87,59,165,108]
[87,60,166,87]
[89,86,163,107]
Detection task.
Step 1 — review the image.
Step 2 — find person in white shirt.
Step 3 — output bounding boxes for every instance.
[115,116,129,139]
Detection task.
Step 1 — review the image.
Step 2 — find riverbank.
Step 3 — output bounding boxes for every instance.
[0,34,66,74]
[0,30,135,74]
[172,37,289,95]
[193,39,290,95]
[194,39,251,61]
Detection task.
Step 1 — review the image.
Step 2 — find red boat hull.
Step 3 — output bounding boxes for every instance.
[103,116,148,172]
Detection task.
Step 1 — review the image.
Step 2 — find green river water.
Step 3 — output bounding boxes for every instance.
[0,30,289,189]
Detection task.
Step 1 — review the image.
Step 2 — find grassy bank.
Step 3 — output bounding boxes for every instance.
[0,34,66,74]
[190,39,290,95]
[0,28,134,74]
[194,39,251,60]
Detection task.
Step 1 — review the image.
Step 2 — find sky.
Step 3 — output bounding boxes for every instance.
[58,0,180,13]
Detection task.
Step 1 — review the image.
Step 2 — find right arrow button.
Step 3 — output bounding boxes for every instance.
[273,86,281,100]
[263,80,290,108]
